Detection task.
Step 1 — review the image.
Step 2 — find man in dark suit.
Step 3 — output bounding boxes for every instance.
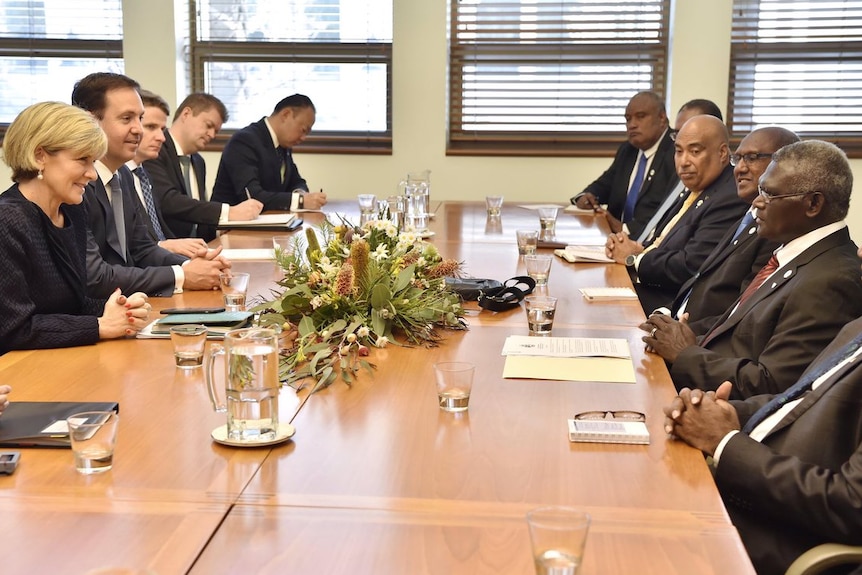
[144,93,263,241]
[663,308,862,574]
[643,140,862,399]
[211,94,327,212]
[606,115,750,313]
[71,72,229,297]
[571,91,677,239]
[646,126,800,335]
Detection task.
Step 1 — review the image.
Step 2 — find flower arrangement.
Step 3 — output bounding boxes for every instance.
[255,218,466,393]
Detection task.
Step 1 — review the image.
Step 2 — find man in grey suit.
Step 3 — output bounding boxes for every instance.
[71,72,229,297]
[645,126,800,335]
[144,93,262,242]
[571,91,677,239]
[664,309,862,574]
[644,140,862,399]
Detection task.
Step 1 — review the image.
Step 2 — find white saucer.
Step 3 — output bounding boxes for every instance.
[211,423,295,447]
[420,230,436,239]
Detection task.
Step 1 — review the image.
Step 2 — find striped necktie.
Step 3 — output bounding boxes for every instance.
[134,166,166,241]
[742,331,862,433]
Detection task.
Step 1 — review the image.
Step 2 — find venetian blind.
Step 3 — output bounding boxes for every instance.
[448,0,671,156]
[0,0,123,130]
[729,0,862,153]
[190,0,393,153]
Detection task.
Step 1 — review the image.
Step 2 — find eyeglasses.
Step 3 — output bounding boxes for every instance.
[730,152,773,167]
[668,129,679,142]
[757,185,814,203]
[574,410,645,422]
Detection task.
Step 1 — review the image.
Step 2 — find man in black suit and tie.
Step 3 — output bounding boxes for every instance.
[126,90,210,257]
[606,115,750,313]
[664,308,862,574]
[571,91,677,239]
[645,126,800,335]
[71,73,229,297]
[643,140,862,400]
[211,94,327,212]
[144,93,263,242]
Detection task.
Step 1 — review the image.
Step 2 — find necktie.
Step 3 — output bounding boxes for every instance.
[635,180,685,244]
[643,190,700,252]
[133,166,166,241]
[179,155,193,198]
[108,173,127,261]
[741,330,862,433]
[699,254,780,347]
[279,148,287,184]
[731,211,756,242]
[623,153,648,223]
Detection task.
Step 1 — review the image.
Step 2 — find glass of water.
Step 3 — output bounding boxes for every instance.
[524,254,553,286]
[219,272,250,312]
[524,295,557,336]
[526,506,591,575]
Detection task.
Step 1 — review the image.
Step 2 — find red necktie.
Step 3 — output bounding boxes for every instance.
[700,255,779,347]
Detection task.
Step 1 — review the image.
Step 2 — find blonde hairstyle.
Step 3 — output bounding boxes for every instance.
[2,101,107,182]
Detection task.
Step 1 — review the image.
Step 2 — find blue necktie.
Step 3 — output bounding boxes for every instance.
[742,330,862,434]
[731,211,755,242]
[108,173,127,261]
[134,166,166,241]
[623,153,648,223]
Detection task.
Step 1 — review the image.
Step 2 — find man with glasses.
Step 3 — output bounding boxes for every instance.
[641,127,799,335]
[643,140,862,399]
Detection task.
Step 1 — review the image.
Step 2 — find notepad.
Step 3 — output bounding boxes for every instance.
[219,248,276,261]
[216,213,295,230]
[579,287,639,302]
[567,419,650,445]
[554,245,614,263]
[137,311,253,339]
[0,402,120,448]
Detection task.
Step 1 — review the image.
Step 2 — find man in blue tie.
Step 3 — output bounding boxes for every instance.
[642,126,800,335]
[663,304,862,574]
[570,91,677,239]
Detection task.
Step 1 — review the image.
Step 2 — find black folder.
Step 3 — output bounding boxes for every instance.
[0,401,120,448]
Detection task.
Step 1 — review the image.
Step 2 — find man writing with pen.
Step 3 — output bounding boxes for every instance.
[212,94,328,212]
[570,91,677,240]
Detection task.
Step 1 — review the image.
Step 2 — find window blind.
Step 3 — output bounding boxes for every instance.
[191,0,393,153]
[0,0,123,129]
[729,0,862,154]
[449,0,671,156]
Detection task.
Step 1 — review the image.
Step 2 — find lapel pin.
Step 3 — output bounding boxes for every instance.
[783,269,793,279]
[748,227,756,235]
[771,282,778,289]
[696,199,704,208]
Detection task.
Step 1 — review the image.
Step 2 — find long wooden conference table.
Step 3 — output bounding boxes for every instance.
[0,201,755,574]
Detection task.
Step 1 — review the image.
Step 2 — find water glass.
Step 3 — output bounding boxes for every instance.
[358,193,377,225]
[526,506,591,575]
[516,230,539,255]
[219,272,250,312]
[68,411,120,475]
[485,195,504,217]
[272,236,293,257]
[524,254,553,286]
[525,295,557,336]
[537,207,559,240]
[170,324,207,369]
[433,361,475,412]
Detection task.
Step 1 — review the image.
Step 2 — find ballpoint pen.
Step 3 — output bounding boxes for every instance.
[244,187,252,200]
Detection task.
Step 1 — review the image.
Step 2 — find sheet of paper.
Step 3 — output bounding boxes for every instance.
[563,204,607,215]
[502,336,631,359]
[219,248,276,261]
[221,213,295,227]
[579,287,639,301]
[517,203,566,210]
[503,356,636,383]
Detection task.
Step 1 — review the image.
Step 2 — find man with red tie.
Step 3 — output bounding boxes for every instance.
[643,140,862,399]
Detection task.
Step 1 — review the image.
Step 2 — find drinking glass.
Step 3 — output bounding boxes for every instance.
[485,195,504,217]
[433,362,475,412]
[524,295,557,336]
[526,506,591,575]
[516,230,539,255]
[524,254,553,286]
[219,272,250,312]
[537,207,560,241]
[170,324,207,368]
[68,411,120,475]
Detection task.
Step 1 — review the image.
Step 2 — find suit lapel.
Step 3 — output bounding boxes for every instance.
[92,178,125,260]
[192,153,207,201]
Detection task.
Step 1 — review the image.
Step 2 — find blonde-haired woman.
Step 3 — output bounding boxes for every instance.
[0,102,150,354]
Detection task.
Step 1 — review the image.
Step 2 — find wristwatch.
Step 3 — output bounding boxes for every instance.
[625,254,637,267]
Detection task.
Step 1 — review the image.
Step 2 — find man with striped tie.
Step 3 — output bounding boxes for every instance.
[643,140,862,399]
[663,308,862,574]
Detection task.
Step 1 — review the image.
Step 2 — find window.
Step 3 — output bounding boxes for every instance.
[191,0,393,154]
[0,0,123,133]
[729,0,862,154]
[448,0,671,157]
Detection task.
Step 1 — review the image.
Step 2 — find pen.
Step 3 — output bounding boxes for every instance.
[244,187,252,200]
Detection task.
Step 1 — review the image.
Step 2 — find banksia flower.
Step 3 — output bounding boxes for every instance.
[350,239,370,283]
[305,227,322,264]
[427,259,460,279]
[334,262,355,296]
[402,250,420,265]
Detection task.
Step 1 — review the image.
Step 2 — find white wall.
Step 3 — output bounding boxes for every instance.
[5,0,862,239]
